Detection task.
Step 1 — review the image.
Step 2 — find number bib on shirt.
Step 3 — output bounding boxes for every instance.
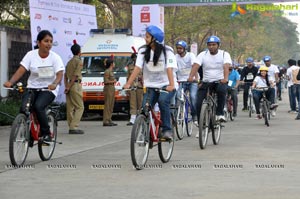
[38,66,54,78]
[146,61,164,72]
[246,73,254,80]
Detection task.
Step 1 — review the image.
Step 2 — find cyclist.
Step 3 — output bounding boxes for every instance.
[3,30,64,141]
[263,55,279,116]
[175,40,198,125]
[123,25,177,140]
[240,57,258,111]
[227,64,240,117]
[252,66,277,119]
[188,35,231,123]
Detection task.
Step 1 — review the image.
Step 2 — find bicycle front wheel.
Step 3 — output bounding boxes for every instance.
[249,97,252,118]
[199,103,209,149]
[130,114,150,170]
[186,101,193,137]
[9,114,29,166]
[38,113,57,161]
[158,115,175,163]
[176,101,185,140]
[262,101,269,127]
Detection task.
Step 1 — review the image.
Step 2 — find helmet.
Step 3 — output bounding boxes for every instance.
[246,57,254,63]
[259,66,269,71]
[146,25,164,44]
[263,56,271,62]
[176,40,187,49]
[207,36,220,44]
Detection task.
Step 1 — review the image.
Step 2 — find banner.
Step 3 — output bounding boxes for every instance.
[29,0,97,102]
[132,4,164,37]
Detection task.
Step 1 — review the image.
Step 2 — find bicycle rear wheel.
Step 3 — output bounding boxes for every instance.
[130,114,150,170]
[199,103,209,149]
[158,115,175,163]
[176,101,185,140]
[38,113,57,161]
[9,114,29,166]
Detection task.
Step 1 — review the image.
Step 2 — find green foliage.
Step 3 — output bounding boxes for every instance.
[0,99,20,126]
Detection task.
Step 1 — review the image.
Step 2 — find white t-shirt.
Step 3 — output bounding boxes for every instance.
[20,49,65,96]
[136,46,178,88]
[253,76,268,87]
[267,64,279,82]
[286,65,299,87]
[194,49,232,82]
[176,52,196,81]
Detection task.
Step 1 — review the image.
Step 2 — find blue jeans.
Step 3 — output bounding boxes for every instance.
[252,88,274,114]
[20,90,55,136]
[294,84,300,114]
[142,87,176,133]
[196,82,227,119]
[288,86,297,111]
[176,82,198,119]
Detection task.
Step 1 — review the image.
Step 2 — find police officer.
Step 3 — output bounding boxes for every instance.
[127,53,143,126]
[64,40,84,134]
[103,59,117,126]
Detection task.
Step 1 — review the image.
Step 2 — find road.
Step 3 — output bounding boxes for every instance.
[0,91,300,199]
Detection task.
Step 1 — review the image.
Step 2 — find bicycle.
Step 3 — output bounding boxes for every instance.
[225,87,235,121]
[198,82,223,149]
[246,83,256,118]
[130,88,175,170]
[6,83,61,166]
[253,87,271,127]
[175,82,194,140]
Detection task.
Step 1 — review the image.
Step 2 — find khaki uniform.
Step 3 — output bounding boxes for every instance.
[103,68,115,124]
[65,55,84,130]
[127,62,143,115]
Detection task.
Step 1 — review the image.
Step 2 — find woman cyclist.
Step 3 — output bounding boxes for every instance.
[252,66,277,119]
[3,30,64,141]
[123,25,177,140]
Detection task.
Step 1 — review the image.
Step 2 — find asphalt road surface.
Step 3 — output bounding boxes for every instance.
[0,91,299,199]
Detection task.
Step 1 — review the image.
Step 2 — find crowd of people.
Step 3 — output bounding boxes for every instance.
[3,25,299,142]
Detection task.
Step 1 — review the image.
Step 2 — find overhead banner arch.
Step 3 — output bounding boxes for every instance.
[131,0,300,37]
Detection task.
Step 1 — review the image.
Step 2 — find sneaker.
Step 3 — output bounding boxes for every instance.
[256,114,262,119]
[242,107,248,111]
[295,115,300,120]
[43,134,52,142]
[193,120,199,127]
[216,115,226,122]
[233,112,237,117]
[69,129,84,134]
[127,122,134,126]
[271,110,276,117]
[195,132,199,138]
[162,131,173,140]
[270,104,278,109]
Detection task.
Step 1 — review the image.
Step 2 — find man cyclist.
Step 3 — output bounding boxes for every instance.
[263,55,279,116]
[227,64,240,117]
[240,57,258,111]
[188,36,231,124]
[124,25,177,140]
[175,40,198,125]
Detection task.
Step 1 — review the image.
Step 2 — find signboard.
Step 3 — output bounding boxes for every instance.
[132,0,300,6]
[29,0,97,64]
[29,0,97,102]
[132,4,164,37]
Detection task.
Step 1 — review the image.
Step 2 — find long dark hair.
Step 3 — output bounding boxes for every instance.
[142,42,167,66]
[34,30,53,49]
[258,71,270,87]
